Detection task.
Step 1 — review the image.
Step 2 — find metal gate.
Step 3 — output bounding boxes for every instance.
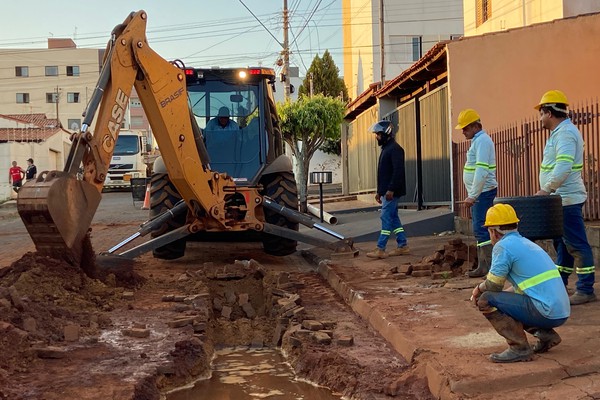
[419,85,451,206]
[347,107,378,194]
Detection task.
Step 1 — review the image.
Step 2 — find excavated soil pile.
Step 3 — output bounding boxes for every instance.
[0,252,122,376]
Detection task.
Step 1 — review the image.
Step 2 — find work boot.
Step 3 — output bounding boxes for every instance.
[468,244,492,278]
[569,291,597,305]
[389,246,410,256]
[366,248,388,259]
[485,311,533,363]
[530,329,562,353]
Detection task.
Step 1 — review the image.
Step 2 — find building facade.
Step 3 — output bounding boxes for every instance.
[463,0,600,36]
[342,0,463,99]
[0,39,104,132]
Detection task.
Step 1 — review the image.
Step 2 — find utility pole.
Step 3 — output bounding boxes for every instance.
[309,73,314,97]
[283,0,291,101]
[55,86,61,124]
[379,0,385,85]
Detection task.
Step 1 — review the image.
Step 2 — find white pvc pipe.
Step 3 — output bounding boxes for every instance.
[307,203,338,225]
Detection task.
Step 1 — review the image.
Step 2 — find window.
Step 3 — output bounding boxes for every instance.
[46,92,58,103]
[66,66,80,76]
[476,0,492,27]
[68,119,81,131]
[67,92,80,103]
[45,66,59,76]
[389,36,422,63]
[15,66,29,77]
[130,116,145,127]
[16,93,30,103]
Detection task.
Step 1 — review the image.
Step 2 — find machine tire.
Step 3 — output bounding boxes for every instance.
[494,195,563,240]
[260,172,299,256]
[150,172,187,260]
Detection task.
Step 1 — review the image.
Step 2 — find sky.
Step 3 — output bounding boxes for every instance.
[0,0,344,76]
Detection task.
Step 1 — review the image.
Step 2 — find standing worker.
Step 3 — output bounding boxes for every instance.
[455,109,497,277]
[471,203,570,363]
[534,90,595,305]
[25,158,37,181]
[8,161,25,192]
[366,120,410,259]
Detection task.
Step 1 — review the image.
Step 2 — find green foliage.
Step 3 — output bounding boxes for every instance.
[278,94,345,154]
[298,50,349,102]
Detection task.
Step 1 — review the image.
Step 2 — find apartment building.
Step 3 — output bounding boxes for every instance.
[464,0,600,36]
[342,0,464,99]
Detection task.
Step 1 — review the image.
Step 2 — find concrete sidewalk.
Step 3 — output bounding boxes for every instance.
[303,234,600,400]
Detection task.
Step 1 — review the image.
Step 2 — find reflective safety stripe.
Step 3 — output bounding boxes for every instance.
[557,265,574,274]
[540,163,555,172]
[393,227,404,234]
[486,272,505,286]
[572,163,583,171]
[380,230,391,236]
[463,166,476,172]
[556,154,574,162]
[517,269,561,291]
[477,240,492,247]
[576,266,595,274]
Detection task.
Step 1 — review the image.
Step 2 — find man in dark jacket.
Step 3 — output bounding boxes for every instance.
[367,120,410,259]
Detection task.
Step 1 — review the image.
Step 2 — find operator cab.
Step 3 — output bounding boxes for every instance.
[185,67,280,186]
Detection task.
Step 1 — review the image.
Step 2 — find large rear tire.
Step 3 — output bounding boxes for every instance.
[150,172,187,260]
[260,172,299,256]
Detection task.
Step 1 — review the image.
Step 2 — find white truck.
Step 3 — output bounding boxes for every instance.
[104,129,151,190]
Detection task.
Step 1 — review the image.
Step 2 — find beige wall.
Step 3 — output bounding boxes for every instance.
[0,48,101,131]
[463,0,600,36]
[343,0,463,100]
[448,12,600,143]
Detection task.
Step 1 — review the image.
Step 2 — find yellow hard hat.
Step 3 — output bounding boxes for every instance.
[534,90,569,110]
[455,109,481,129]
[483,203,520,227]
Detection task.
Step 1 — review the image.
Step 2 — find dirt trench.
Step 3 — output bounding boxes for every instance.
[0,241,434,400]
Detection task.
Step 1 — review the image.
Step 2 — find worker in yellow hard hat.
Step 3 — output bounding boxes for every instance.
[471,203,570,363]
[455,109,497,278]
[534,90,595,305]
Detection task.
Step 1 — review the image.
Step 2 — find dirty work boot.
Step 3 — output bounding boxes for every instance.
[389,246,410,256]
[485,311,533,363]
[569,291,597,305]
[529,329,562,353]
[366,248,388,259]
[468,244,492,278]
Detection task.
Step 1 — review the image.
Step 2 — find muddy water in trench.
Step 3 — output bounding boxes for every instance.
[166,347,340,400]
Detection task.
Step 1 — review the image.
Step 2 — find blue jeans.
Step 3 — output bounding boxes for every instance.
[376,197,408,249]
[471,188,496,246]
[481,291,568,329]
[554,203,595,294]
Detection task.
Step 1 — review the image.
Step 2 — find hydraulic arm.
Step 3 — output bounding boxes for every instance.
[17,10,264,264]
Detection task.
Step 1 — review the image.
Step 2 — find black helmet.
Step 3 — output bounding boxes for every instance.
[370,120,394,138]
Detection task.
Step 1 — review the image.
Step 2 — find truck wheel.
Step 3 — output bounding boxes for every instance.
[260,172,299,256]
[150,172,187,260]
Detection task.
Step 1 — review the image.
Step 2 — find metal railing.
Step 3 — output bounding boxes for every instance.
[454,100,600,220]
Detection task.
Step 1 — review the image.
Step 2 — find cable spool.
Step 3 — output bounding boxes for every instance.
[493,195,563,240]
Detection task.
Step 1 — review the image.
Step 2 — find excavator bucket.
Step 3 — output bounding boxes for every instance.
[17,171,102,265]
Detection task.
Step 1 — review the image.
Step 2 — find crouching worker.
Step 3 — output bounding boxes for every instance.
[471,203,570,363]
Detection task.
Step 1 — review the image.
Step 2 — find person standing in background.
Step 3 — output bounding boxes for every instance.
[534,89,595,305]
[25,158,37,181]
[9,161,24,192]
[455,109,498,278]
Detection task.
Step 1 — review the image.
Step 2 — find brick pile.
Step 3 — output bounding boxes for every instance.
[391,238,478,280]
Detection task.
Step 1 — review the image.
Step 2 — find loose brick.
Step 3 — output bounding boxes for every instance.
[412,270,431,277]
[337,335,354,346]
[122,291,135,300]
[221,306,232,320]
[312,331,332,344]
[242,302,256,319]
[302,320,324,331]
[122,328,150,338]
[63,324,79,342]
[36,346,67,359]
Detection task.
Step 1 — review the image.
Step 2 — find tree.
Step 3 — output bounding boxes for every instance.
[299,50,348,101]
[298,50,348,156]
[278,95,345,212]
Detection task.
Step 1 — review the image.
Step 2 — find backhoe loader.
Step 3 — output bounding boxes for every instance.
[17,10,355,267]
